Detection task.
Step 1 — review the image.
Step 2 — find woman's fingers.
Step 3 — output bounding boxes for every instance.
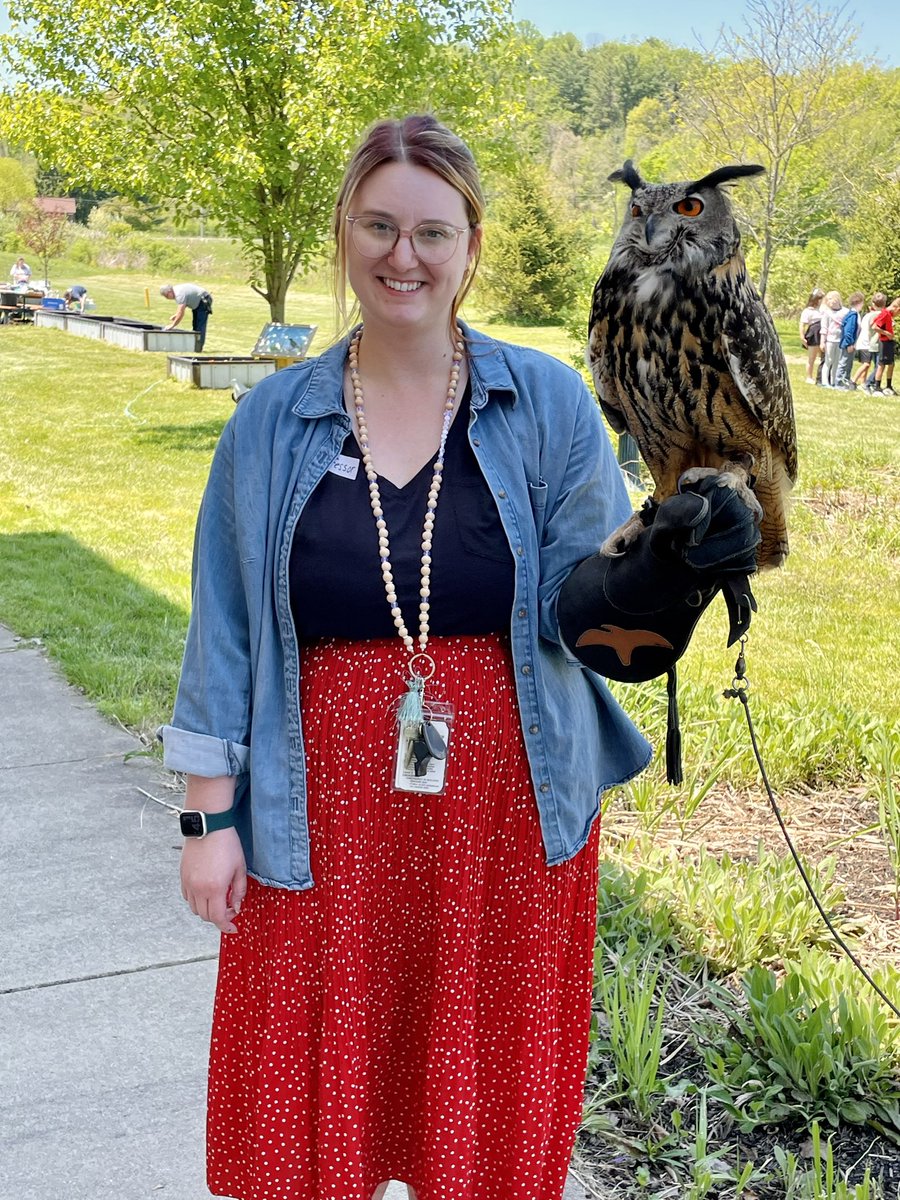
[181,832,247,933]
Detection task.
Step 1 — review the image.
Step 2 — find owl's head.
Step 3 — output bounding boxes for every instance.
[608,160,764,276]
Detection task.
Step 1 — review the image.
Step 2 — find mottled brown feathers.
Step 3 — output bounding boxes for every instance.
[589,162,797,569]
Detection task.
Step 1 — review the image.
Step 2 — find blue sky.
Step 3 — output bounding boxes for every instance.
[511,0,893,66]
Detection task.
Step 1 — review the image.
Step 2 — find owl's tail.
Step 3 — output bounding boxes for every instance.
[755,455,793,570]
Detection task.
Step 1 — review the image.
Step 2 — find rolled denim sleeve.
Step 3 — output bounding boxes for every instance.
[537,377,633,646]
[158,725,250,775]
[162,417,254,776]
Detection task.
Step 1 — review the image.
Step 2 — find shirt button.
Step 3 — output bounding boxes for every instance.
[517,608,527,618]
[522,664,532,675]
[498,489,507,499]
[472,437,481,446]
[529,724,539,734]
[539,783,550,793]
[516,545,524,556]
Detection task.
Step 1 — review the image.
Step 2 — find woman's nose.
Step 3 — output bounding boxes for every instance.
[388,232,419,268]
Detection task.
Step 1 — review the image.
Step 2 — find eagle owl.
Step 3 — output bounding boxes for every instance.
[588,160,797,569]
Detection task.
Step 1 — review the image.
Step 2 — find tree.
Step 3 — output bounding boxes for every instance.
[478,161,592,324]
[16,204,68,285]
[0,156,35,211]
[0,0,523,321]
[677,0,865,300]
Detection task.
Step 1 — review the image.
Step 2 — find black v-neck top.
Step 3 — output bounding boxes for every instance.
[289,387,515,640]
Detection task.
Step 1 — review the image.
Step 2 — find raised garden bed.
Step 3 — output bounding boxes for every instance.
[167,355,278,389]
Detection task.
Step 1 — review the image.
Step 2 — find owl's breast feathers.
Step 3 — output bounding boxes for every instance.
[589,252,798,568]
[589,256,797,486]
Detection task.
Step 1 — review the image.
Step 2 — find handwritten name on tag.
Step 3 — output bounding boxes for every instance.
[328,453,360,481]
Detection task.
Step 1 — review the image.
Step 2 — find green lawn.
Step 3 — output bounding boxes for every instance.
[1,272,898,790]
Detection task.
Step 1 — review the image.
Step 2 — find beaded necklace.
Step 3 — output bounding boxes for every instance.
[348,324,464,732]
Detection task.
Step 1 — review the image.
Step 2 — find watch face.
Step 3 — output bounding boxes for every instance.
[179,810,206,838]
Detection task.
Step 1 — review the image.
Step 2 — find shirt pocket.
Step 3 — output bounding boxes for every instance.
[452,481,515,564]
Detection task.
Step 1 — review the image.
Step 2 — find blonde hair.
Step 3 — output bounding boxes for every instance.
[824,290,842,308]
[331,115,485,339]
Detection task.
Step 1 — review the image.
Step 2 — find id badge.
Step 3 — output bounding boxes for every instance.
[393,702,454,795]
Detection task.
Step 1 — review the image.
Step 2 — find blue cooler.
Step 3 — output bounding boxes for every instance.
[42,297,66,310]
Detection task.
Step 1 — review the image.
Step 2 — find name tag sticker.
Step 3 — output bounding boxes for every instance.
[328,453,360,481]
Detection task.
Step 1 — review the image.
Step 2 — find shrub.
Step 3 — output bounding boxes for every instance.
[479,161,593,325]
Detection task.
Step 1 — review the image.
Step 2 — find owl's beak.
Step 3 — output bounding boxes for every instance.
[644,216,658,244]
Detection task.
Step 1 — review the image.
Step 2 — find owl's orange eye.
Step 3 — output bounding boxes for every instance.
[631,204,642,218]
[674,196,704,217]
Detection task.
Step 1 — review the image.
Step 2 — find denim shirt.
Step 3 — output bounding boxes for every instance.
[160,323,651,888]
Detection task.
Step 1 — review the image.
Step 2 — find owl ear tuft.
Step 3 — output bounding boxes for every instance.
[689,164,766,191]
[608,160,644,191]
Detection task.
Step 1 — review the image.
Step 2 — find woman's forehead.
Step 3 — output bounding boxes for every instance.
[354,161,467,222]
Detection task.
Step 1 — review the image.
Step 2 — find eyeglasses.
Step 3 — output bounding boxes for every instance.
[346,215,471,265]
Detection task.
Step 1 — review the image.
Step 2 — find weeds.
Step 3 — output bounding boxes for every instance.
[630,843,845,975]
[595,955,668,1118]
[703,952,900,1135]
[773,1121,882,1199]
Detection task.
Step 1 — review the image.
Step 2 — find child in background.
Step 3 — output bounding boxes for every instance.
[799,288,825,384]
[835,292,864,389]
[870,297,899,395]
[854,294,885,390]
[819,291,847,388]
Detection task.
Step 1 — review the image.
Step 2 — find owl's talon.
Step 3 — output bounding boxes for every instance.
[679,464,763,522]
[600,512,645,557]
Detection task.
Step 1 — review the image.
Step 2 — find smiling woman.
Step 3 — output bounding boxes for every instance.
[158,113,653,1200]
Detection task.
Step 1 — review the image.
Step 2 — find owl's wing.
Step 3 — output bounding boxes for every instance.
[719,287,798,482]
[587,270,629,435]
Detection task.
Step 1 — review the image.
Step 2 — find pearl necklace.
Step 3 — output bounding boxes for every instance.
[348,324,463,727]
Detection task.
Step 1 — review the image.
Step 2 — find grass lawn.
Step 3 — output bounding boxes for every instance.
[2,271,898,769]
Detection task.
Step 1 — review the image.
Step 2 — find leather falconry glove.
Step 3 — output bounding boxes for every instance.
[557,474,762,783]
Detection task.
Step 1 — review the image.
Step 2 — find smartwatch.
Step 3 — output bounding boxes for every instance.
[179,807,236,839]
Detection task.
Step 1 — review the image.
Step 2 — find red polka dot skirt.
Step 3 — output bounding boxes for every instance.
[207,634,600,1200]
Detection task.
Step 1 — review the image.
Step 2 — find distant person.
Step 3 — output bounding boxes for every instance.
[870,297,899,395]
[9,256,31,287]
[799,288,824,384]
[834,292,864,389]
[819,290,846,388]
[855,293,885,390]
[159,283,213,350]
[64,285,90,312]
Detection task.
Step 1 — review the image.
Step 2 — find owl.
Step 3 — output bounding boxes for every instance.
[588,160,797,569]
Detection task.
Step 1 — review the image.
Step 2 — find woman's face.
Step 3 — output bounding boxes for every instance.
[345,161,480,335]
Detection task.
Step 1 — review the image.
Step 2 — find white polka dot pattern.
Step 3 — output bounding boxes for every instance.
[207,634,600,1200]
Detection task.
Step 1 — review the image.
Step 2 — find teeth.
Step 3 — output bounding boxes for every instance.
[383,278,422,292]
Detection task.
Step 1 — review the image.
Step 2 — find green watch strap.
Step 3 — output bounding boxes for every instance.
[202,807,236,833]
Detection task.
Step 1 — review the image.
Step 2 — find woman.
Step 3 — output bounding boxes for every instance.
[161,115,652,1200]
[799,287,824,384]
[9,256,31,287]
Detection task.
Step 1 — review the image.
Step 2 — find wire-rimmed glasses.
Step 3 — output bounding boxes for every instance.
[346,215,471,265]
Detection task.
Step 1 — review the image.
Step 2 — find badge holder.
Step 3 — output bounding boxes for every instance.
[393,701,455,796]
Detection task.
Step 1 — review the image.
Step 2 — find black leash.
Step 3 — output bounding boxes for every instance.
[723,637,900,1020]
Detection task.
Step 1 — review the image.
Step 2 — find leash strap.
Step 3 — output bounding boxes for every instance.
[725,638,900,1020]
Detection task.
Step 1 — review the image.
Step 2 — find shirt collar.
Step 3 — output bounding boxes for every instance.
[290,319,519,419]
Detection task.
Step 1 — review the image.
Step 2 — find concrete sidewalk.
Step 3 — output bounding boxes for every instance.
[0,625,587,1200]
